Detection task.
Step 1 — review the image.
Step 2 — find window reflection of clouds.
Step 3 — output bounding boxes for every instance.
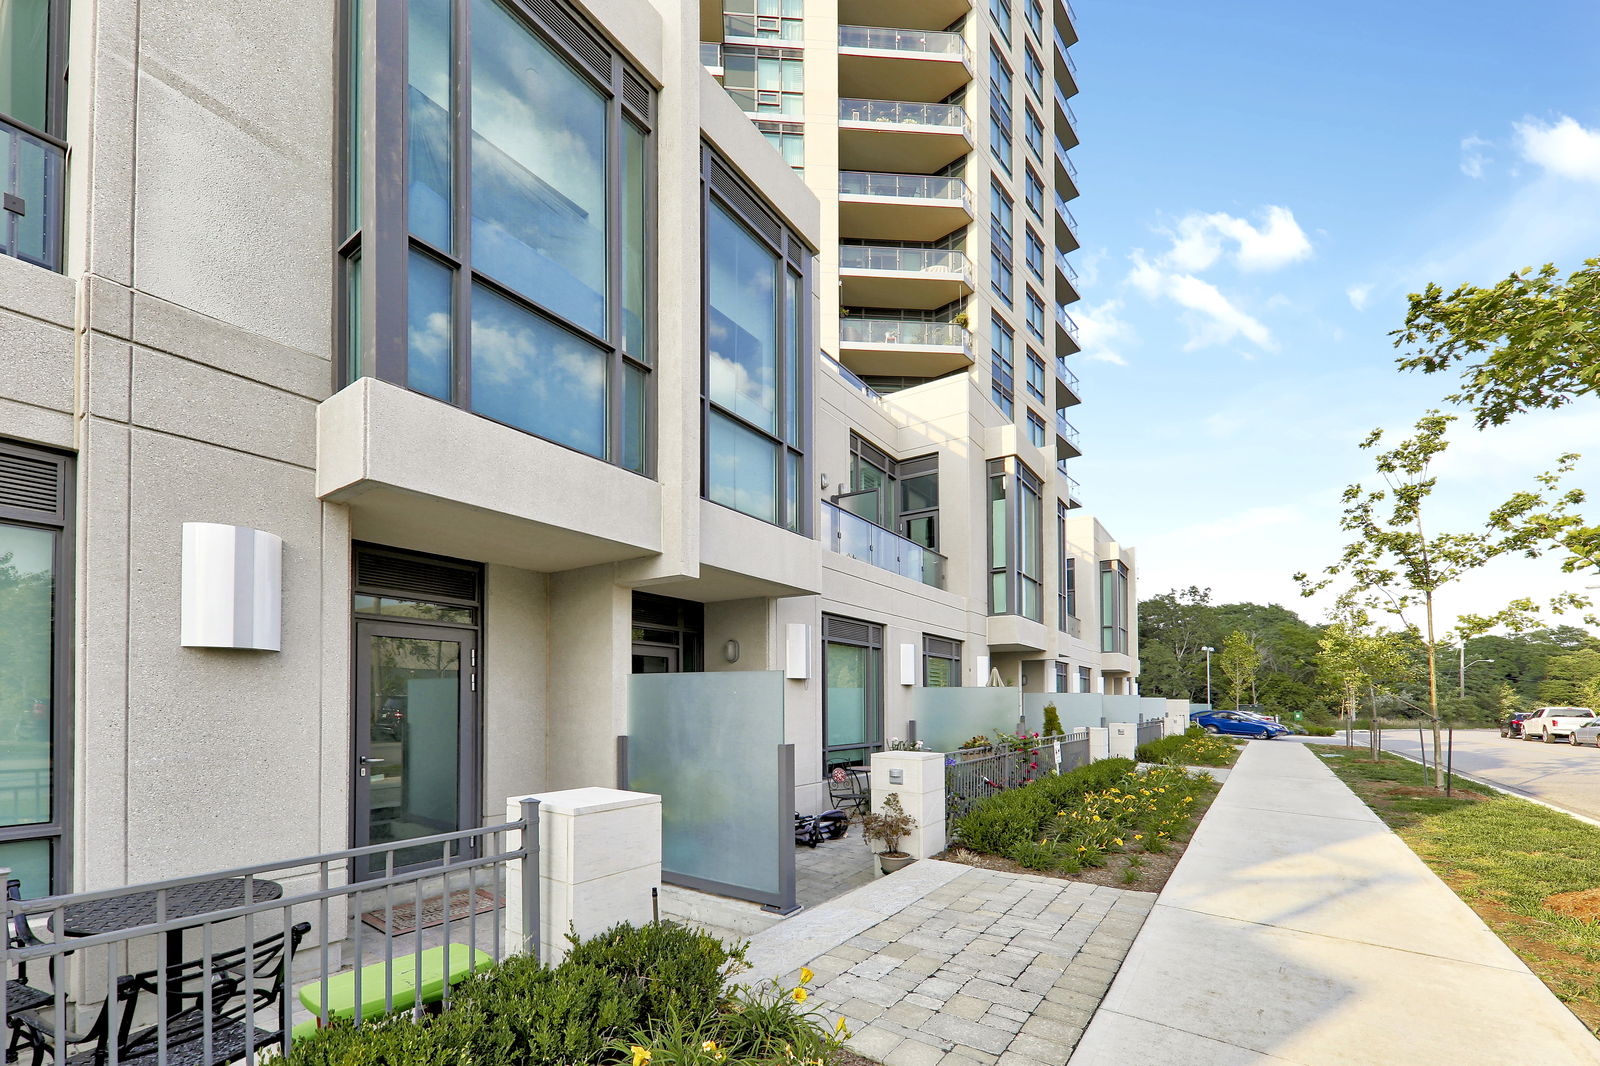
[471,286,607,457]
[470,0,608,336]
[708,413,777,522]
[707,204,778,432]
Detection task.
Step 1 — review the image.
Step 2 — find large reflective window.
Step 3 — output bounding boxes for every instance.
[407,0,453,249]
[0,1,50,131]
[707,202,778,432]
[708,412,777,523]
[470,0,608,337]
[471,283,607,457]
[407,249,454,400]
[623,120,648,358]
[0,525,53,833]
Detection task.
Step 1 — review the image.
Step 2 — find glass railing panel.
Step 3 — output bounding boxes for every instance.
[839,318,968,347]
[823,352,882,398]
[838,25,971,60]
[912,687,1023,752]
[821,500,947,588]
[1053,356,1080,394]
[838,245,968,275]
[1052,136,1079,180]
[1054,250,1078,281]
[1054,192,1079,233]
[839,98,969,132]
[1,117,65,273]
[1055,413,1080,446]
[1053,26,1078,74]
[1055,305,1080,342]
[838,170,971,204]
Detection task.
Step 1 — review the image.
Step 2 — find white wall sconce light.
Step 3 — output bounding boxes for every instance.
[723,639,741,663]
[180,523,282,651]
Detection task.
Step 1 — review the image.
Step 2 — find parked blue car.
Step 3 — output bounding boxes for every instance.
[1190,709,1289,739]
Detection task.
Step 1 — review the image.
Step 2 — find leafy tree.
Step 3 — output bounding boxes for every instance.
[1217,631,1261,711]
[1535,649,1600,706]
[1296,412,1586,788]
[1136,587,1221,701]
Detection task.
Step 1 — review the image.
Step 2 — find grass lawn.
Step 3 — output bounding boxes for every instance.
[1310,743,1600,1034]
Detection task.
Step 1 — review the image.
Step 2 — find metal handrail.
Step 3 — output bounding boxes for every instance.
[822,352,883,399]
[1055,412,1080,446]
[839,245,968,275]
[1053,26,1078,75]
[839,97,969,132]
[1052,137,1078,180]
[838,25,971,62]
[1055,304,1080,342]
[1054,356,1080,394]
[839,170,971,205]
[840,318,969,348]
[821,499,947,588]
[1055,250,1077,281]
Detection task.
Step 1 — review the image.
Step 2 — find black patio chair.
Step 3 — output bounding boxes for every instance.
[826,764,870,815]
[5,879,53,1065]
[12,920,310,1066]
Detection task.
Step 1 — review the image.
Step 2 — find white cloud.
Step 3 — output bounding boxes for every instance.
[1072,300,1132,366]
[1460,134,1492,178]
[1160,206,1313,273]
[1125,253,1276,352]
[1515,115,1600,182]
[1346,283,1372,311]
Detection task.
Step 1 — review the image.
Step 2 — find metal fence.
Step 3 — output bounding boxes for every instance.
[2,802,539,1065]
[1136,719,1165,748]
[944,730,1090,822]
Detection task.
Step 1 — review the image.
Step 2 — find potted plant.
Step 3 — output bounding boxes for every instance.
[862,792,918,874]
[952,310,971,330]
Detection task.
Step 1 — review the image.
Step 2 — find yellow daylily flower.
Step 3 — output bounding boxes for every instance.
[835,1017,848,1033]
[792,987,809,1003]
[632,1047,652,1066]
[799,966,815,985]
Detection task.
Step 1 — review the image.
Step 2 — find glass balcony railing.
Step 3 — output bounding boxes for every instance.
[1055,250,1078,282]
[1053,137,1079,180]
[1053,85,1079,129]
[839,98,969,133]
[838,245,968,276]
[838,25,971,62]
[840,318,970,349]
[822,499,947,588]
[700,42,724,69]
[724,14,804,42]
[1053,26,1078,75]
[823,352,883,399]
[839,170,971,206]
[1,116,65,273]
[1056,304,1080,343]
[1055,412,1081,448]
[1054,356,1081,395]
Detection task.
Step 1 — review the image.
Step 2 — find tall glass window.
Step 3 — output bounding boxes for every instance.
[1026,352,1045,401]
[1101,560,1130,653]
[824,616,883,770]
[923,636,962,687]
[0,441,69,897]
[1024,45,1043,99]
[989,108,1013,174]
[1025,167,1044,218]
[990,0,1012,41]
[1024,105,1043,159]
[1025,228,1044,279]
[1057,499,1075,631]
[988,457,1042,620]
[724,0,804,41]
[342,0,655,472]
[991,315,1014,418]
[704,151,810,533]
[989,45,1013,108]
[1026,0,1043,40]
[1027,291,1045,338]
[0,0,67,271]
[723,46,804,116]
[1027,410,1045,448]
[755,120,805,170]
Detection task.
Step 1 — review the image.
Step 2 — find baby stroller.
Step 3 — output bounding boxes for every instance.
[795,809,850,847]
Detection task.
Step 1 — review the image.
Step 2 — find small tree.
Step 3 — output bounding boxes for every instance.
[1297,412,1586,787]
[1042,702,1063,737]
[1217,631,1261,711]
[1316,612,1412,757]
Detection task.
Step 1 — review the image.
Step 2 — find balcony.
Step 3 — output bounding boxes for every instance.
[1054,250,1081,305]
[1055,304,1081,354]
[838,170,973,242]
[839,25,973,101]
[822,498,947,588]
[838,98,972,173]
[838,245,973,310]
[1055,412,1082,459]
[723,12,803,45]
[1053,84,1080,148]
[1055,355,1082,408]
[823,351,885,401]
[1056,0,1080,46]
[838,316,973,377]
[1053,189,1081,253]
[840,0,973,32]
[1058,465,1083,509]
[1,116,65,273]
[700,41,723,75]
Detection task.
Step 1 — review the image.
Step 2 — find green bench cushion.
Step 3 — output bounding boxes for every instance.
[297,943,494,1020]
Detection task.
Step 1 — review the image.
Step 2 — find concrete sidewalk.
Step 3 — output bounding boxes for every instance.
[1070,741,1600,1065]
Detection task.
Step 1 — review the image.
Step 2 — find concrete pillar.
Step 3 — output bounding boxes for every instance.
[1087,726,1110,762]
[868,751,946,860]
[1108,722,1137,761]
[505,787,661,964]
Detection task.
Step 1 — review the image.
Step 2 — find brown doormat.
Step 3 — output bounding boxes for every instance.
[361,888,503,935]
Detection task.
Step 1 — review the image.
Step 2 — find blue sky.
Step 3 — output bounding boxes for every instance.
[1068,0,1600,634]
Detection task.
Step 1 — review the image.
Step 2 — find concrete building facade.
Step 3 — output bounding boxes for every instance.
[0,0,1136,898]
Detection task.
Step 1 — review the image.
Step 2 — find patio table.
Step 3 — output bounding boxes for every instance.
[58,877,284,1015]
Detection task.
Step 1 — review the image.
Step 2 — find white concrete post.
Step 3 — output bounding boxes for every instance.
[1108,722,1137,761]
[1086,726,1111,762]
[505,787,662,964]
[868,751,946,860]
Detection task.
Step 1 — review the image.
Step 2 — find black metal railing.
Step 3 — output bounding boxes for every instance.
[943,730,1089,822]
[1136,719,1165,748]
[2,802,540,1065]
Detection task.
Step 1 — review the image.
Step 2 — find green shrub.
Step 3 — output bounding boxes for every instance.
[610,976,850,1066]
[1042,703,1064,737]
[1303,724,1337,737]
[953,758,1135,853]
[1136,728,1237,767]
[287,922,743,1066]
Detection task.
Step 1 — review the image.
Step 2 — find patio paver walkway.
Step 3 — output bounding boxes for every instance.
[744,859,1155,1066]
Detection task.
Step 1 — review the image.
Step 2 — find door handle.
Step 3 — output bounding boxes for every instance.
[360,756,385,765]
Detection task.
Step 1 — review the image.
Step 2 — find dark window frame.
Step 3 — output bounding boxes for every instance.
[337,0,658,474]
[1100,558,1130,653]
[822,614,884,771]
[987,456,1042,620]
[0,439,74,897]
[0,0,70,272]
[990,314,1015,417]
[700,146,814,535]
[922,634,963,687]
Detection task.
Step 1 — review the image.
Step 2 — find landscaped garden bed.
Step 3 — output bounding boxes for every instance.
[1135,727,1243,768]
[937,755,1221,893]
[1311,743,1600,1033]
[287,922,853,1066]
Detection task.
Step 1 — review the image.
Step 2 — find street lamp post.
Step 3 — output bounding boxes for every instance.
[1458,647,1495,698]
[1201,645,1215,708]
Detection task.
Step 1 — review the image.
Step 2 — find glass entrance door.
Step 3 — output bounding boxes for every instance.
[354,620,477,874]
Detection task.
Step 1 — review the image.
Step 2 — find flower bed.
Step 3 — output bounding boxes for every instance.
[1135,727,1240,768]
[287,923,850,1066]
[949,757,1217,882]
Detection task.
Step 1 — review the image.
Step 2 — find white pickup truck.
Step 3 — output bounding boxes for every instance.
[1520,706,1597,743]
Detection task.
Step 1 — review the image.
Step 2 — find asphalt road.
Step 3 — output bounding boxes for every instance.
[1291,727,1600,822]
